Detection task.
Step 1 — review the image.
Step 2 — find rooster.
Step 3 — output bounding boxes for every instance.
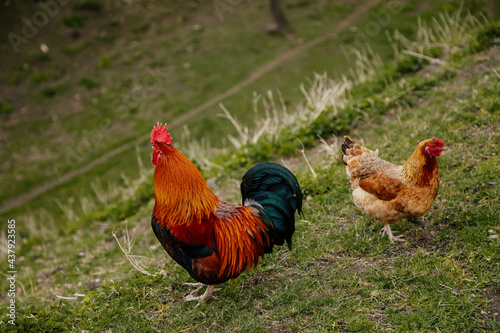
[341,136,446,242]
[150,123,302,303]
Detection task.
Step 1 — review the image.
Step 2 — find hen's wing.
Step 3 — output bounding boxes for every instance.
[358,172,405,201]
[342,136,404,201]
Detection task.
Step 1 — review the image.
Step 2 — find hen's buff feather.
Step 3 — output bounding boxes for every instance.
[342,136,445,242]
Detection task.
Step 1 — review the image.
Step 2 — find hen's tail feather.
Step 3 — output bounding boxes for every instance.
[341,136,372,165]
[241,162,303,250]
[341,136,358,165]
[341,136,356,156]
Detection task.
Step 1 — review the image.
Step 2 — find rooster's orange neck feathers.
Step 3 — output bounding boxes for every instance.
[153,144,219,227]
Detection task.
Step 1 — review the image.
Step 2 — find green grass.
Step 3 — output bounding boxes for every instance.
[61,13,86,29]
[1,14,499,331]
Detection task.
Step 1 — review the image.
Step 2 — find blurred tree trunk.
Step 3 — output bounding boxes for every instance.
[268,0,293,35]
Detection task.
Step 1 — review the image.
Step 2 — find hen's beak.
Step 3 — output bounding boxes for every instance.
[440,146,449,151]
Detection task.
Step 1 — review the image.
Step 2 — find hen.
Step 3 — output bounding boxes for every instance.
[341,136,446,242]
[150,123,303,302]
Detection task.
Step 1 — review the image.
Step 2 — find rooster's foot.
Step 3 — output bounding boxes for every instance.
[183,282,205,296]
[183,284,220,306]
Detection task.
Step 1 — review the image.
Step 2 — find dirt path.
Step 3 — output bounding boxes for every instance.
[0,0,380,214]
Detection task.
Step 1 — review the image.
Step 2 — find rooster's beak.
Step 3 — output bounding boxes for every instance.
[440,146,449,152]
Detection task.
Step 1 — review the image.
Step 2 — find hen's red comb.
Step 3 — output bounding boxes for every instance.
[151,122,172,145]
[433,137,444,146]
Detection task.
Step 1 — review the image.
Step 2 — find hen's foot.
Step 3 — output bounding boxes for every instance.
[388,234,406,242]
[380,225,406,243]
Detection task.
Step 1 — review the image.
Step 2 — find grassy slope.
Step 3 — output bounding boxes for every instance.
[0,0,356,208]
[0,0,469,223]
[1,17,499,331]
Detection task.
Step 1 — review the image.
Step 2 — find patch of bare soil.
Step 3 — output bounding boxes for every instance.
[485,286,500,317]
[269,319,293,333]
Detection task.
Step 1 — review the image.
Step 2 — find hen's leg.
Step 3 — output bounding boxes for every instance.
[380,224,405,243]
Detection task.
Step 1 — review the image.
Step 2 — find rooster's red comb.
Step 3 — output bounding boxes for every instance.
[151,122,172,145]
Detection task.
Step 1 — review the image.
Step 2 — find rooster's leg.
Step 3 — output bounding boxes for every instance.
[184,284,220,304]
[380,224,405,243]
